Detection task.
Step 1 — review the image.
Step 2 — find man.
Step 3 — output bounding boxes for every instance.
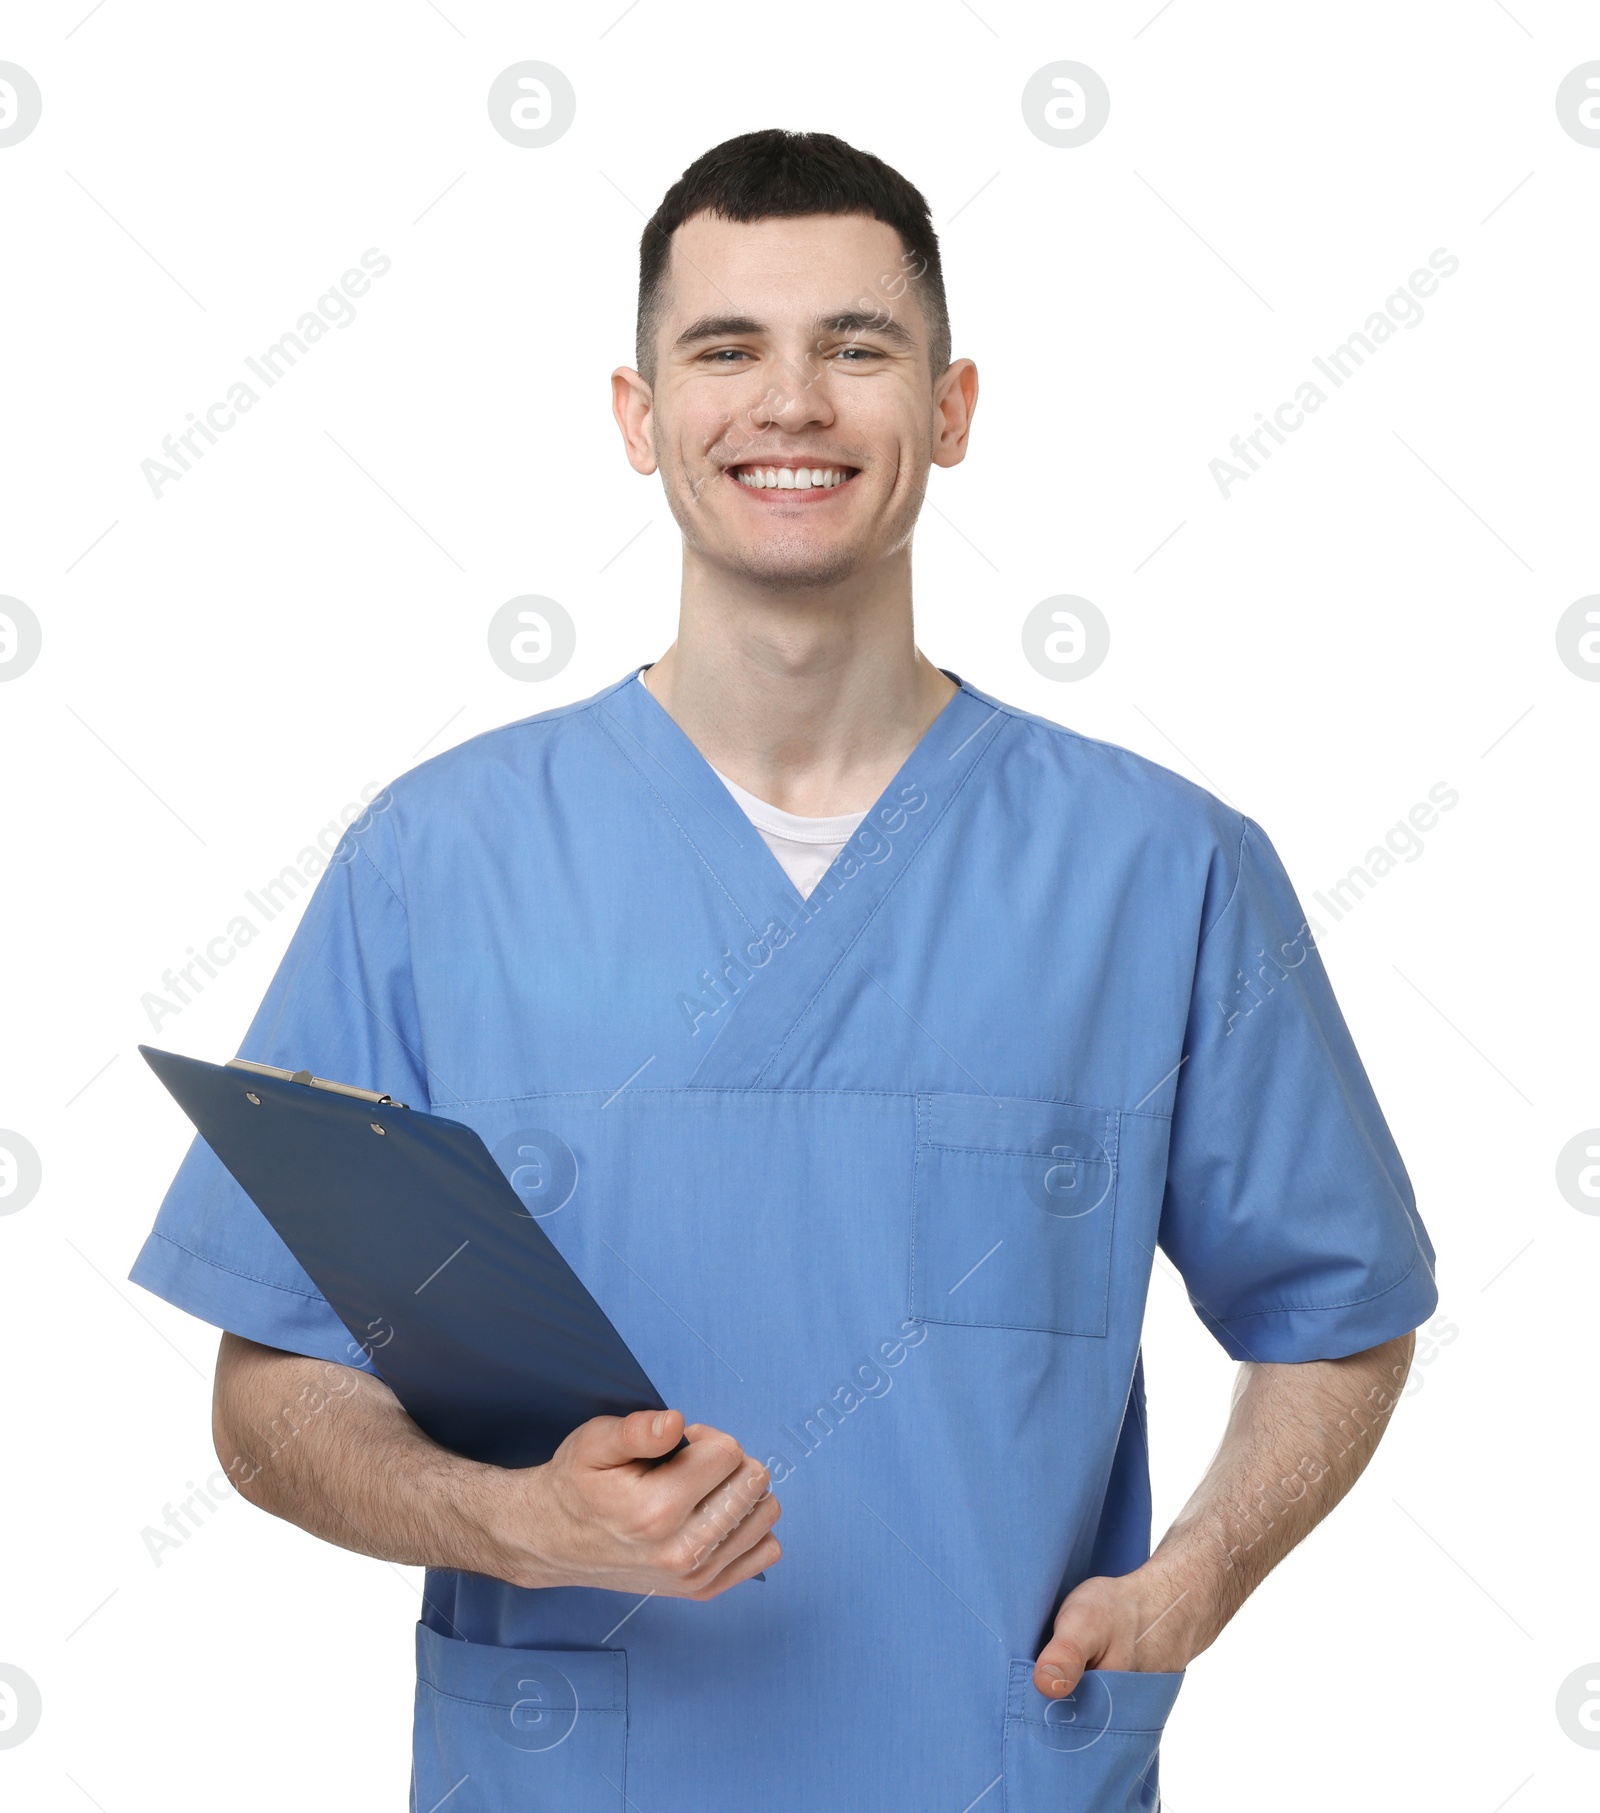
[132,130,1437,1811]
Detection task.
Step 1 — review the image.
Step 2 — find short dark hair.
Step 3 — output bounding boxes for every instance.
[636,129,951,386]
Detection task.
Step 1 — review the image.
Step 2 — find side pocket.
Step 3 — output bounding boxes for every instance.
[1003,1660,1182,1813]
[413,1622,628,1809]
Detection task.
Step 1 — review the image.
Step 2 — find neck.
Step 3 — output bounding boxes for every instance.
[641,548,956,815]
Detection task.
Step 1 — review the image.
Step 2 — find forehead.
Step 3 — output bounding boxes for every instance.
[661,210,915,326]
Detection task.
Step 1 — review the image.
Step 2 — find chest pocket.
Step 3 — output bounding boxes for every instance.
[910,1093,1119,1338]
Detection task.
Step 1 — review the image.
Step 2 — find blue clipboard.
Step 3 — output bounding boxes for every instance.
[140,1044,672,1471]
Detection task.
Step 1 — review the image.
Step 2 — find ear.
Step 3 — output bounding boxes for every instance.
[612,366,658,475]
[931,358,979,469]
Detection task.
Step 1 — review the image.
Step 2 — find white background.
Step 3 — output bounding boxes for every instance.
[2,1,1596,1808]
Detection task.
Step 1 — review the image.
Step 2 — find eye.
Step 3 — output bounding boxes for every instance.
[832,345,884,363]
[702,347,753,364]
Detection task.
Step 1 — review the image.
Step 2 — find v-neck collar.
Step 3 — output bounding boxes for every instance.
[594,664,997,910]
[591,665,1011,1088]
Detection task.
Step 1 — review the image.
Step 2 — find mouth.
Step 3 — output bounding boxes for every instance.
[724,460,861,498]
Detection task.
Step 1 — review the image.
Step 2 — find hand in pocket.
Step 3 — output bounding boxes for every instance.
[1034,1566,1194,1697]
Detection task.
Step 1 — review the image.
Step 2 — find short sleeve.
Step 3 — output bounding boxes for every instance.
[129,830,428,1369]
[1158,816,1438,1362]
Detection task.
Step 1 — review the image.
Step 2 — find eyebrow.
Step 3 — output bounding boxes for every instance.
[671,309,916,351]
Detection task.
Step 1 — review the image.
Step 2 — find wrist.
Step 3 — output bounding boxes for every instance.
[450,1457,560,1589]
[1129,1553,1213,1671]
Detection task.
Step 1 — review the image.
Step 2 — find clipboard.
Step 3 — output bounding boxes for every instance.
[139,1044,674,1471]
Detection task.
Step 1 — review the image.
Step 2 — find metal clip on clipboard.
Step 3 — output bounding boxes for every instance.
[226,1057,410,1110]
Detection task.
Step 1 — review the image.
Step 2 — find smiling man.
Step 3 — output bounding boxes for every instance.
[132,131,1438,1812]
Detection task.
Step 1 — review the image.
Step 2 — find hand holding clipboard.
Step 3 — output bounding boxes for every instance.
[141,1046,775,1589]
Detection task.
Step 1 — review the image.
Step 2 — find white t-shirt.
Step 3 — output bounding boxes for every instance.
[638,673,866,896]
[710,766,867,899]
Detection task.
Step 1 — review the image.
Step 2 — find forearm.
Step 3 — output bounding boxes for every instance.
[212,1333,512,1576]
[1141,1330,1416,1662]
[211,1334,781,1600]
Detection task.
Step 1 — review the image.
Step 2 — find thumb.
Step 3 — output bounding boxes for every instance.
[578,1407,684,1468]
[1034,1605,1109,1699]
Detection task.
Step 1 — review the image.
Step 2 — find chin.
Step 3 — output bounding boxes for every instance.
[725,540,868,591]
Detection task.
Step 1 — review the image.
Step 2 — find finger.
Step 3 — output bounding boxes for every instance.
[682,1421,741,1449]
[575,1407,685,1469]
[690,1446,769,1510]
[652,1425,748,1502]
[682,1454,771,1554]
[690,1528,783,1599]
[684,1467,778,1572]
[1034,1621,1102,1698]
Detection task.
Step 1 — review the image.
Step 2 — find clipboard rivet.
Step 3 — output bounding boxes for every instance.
[245,1092,261,1105]
[370,1122,386,1135]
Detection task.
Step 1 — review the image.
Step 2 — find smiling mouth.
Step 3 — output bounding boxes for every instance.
[726,462,860,493]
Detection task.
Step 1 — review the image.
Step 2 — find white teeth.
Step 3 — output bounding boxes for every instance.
[733,466,852,489]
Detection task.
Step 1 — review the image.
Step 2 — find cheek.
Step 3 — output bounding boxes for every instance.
[678,382,770,457]
[854,390,932,473]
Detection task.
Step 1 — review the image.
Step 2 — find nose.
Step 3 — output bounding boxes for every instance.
[747,358,835,436]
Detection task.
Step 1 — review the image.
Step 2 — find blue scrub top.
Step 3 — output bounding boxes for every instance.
[131,670,1437,1813]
